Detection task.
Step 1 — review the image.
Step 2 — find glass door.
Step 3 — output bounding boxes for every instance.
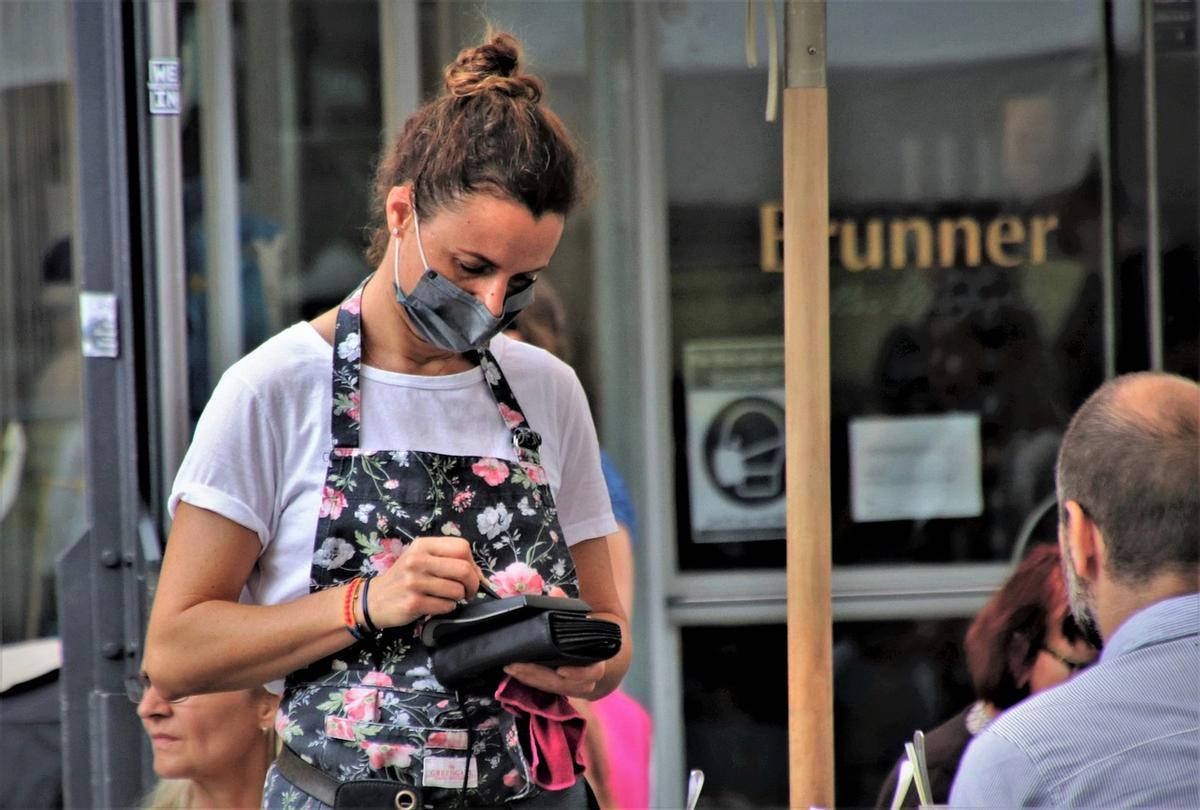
[177,0,387,420]
[0,0,82,646]
[658,2,1116,806]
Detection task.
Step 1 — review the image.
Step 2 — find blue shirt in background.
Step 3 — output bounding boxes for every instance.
[949,592,1200,808]
[600,450,637,542]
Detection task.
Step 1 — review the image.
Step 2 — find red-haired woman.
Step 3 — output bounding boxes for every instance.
[144,32,629,809]
[875,544,1097,807]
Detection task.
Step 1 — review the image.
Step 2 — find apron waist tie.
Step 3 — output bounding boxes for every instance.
[277,745,340,806]
[277,744,422,809]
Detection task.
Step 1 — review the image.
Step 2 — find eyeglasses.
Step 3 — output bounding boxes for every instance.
[1040,646,1091,673]
[125,672,188,704]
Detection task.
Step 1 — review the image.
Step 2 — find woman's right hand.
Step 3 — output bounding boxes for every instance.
[144,508,487,698]
[367,536,481,628]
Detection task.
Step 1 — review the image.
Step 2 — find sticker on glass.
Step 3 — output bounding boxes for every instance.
[80,292,119,358]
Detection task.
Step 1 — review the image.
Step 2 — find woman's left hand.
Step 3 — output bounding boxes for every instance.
[503,661,606,698]
[500,536,631,700]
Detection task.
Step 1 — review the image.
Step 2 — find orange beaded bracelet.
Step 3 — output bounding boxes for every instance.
[343,577,366,641]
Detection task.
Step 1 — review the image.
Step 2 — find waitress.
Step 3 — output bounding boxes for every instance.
[144,32,629,809]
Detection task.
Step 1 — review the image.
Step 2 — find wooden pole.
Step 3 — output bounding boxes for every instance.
[783,3,833,808]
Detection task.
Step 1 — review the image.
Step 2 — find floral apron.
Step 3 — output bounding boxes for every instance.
[263,284,580,808]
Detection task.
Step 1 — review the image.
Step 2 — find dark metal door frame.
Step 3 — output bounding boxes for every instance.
[59,2,156,806]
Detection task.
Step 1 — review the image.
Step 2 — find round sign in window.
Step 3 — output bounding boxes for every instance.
[702,397,786,503]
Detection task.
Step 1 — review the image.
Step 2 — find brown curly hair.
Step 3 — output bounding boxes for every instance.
[364,31,585,267]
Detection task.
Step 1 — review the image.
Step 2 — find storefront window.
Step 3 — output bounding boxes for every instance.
[181,0,384,418]
[681,620,973,808]
[664,1,1111,570]
[826,1,1108,566]
[660,2,788,571]
[0,0,81,642]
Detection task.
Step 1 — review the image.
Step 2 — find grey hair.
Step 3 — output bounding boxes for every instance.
[1055,372,1199,583]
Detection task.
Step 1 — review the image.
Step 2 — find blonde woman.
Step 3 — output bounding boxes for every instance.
[131,674,279,809]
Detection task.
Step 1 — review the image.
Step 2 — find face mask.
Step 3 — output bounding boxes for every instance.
[392,203,535,353]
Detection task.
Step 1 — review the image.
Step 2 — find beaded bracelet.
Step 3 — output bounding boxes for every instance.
[343,577,366,641]
[360,573,382,635]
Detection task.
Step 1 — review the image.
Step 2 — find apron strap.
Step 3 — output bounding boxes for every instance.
[330,279,369,449]
[329,279,543,462]
[474,348,544,466]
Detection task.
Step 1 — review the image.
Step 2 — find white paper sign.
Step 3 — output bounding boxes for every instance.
[79,292,119,358]
[849,413,983,522]
[684,338,786,541]
[147,58,181,115]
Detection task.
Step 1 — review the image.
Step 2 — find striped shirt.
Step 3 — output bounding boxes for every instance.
[949,593,1200,808]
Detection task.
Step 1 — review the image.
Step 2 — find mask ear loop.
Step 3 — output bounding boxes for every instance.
[392,195,433,294]
[392,226,402,291]
[411,200,432,270]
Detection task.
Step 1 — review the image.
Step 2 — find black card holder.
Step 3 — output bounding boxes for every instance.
[421,595,621,688]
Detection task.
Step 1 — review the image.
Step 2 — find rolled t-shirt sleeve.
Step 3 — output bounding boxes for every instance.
[553,372,617,545]
[168,369,280,550]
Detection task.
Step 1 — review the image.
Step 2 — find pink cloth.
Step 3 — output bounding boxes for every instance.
[495,676,587,791]
[589,689,653,810]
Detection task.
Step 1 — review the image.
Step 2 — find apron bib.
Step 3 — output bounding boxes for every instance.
[268,283,580,808]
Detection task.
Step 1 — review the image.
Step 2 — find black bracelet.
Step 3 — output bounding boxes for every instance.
[360,573,381,635]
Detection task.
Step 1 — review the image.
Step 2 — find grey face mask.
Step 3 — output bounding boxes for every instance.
[392,204,535,353]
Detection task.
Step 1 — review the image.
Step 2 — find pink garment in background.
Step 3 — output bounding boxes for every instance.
[590,688,653,809]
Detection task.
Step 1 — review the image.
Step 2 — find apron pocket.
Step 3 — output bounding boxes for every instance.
[323,719,482,792]
[290,656,535,801]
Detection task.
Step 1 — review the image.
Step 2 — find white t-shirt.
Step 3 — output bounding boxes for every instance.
[169,323,616,614]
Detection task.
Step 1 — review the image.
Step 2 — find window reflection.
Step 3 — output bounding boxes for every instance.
[833,620,973,807]
[181,0,383,419]
[661,0,1110,569]
[660,1,787,572]
[0,1,81,642]
[828,4,1108,565]
[680,620,973,809]
[682,624,789,809]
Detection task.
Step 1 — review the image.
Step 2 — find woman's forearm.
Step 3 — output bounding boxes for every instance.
[568,535,633,699]
[590,610,632,699]
[144,504,363,698]
[144,584,356,699]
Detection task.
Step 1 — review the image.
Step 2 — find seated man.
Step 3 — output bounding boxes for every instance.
[950,371,1199,808]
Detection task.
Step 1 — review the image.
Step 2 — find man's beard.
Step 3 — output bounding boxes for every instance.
[1061,545,1105,649]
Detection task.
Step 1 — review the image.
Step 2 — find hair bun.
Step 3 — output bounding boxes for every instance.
[444,32,542,103]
